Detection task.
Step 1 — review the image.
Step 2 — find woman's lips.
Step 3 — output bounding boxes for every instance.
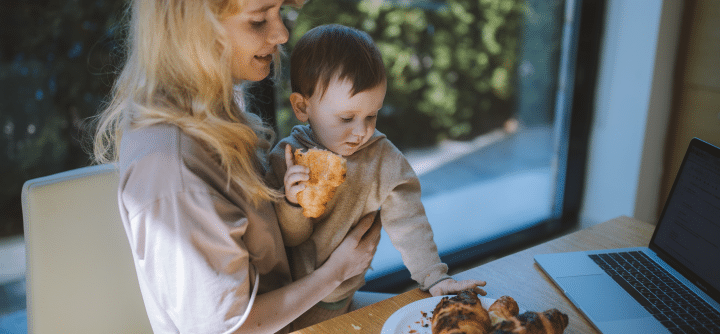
[255,54,272,62]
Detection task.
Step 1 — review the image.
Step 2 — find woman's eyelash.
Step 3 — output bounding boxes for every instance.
[250,20,267,27]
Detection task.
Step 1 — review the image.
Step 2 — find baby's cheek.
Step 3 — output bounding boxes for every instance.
[331,127,352,143]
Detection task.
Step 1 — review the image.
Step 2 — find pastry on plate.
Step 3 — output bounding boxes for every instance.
[491,308,569,334]
[430,290,569,334]
[431,290,492,334]
[488,295,520,326]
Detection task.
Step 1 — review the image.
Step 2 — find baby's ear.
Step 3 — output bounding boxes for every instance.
[289,92,310,122]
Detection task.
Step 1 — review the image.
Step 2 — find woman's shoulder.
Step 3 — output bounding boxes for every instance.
[120,123,203,173]
[118,124,226,203]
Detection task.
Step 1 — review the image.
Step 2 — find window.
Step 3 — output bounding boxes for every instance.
[273,0,604,291]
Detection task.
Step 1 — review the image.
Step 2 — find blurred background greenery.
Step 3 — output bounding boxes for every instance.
[1,0,126,237]
[0,0,562,238]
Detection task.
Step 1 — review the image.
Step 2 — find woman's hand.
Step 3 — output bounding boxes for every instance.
[429,278,487,297]
[324,211,382,282]
[283,144,309,204]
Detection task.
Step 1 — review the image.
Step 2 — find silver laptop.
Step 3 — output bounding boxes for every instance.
[535,138,720,334]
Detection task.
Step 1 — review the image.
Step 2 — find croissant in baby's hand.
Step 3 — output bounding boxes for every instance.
[491,308,569,334]
[293,148,346,218]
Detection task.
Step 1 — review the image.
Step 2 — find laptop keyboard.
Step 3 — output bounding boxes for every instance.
[589,251,720,334]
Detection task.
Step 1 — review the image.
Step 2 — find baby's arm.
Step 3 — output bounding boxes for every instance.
[279,144,314,246]
[379,145,486,296]
[268,143,313,247]
[283,144,309,205]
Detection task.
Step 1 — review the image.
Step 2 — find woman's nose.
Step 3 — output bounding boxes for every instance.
[269,18,289,45]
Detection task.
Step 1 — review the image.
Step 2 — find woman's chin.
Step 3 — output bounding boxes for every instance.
[246,71,271,82]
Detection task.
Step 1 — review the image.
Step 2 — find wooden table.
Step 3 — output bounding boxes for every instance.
[291,215,656,333]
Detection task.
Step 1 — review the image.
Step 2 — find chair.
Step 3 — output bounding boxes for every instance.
[21,164,152,333]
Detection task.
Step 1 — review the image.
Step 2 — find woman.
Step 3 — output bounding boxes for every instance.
[93,0,383,332]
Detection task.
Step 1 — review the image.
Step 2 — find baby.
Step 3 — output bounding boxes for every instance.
[266,24,486,326]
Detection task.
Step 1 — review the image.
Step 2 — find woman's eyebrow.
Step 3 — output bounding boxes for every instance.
[248,4,275,13]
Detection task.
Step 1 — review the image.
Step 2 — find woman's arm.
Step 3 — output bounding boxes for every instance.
[236,211,381,334]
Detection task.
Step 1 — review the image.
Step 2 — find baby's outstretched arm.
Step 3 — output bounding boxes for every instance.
[429,278,487,297]
[283,144,309,205]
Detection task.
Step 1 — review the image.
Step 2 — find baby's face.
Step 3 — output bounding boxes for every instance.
[304,77,386,156]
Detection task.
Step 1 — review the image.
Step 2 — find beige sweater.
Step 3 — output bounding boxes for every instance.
[267,125,449,303]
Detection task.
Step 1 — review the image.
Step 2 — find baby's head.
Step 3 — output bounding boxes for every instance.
[289,24,387,156]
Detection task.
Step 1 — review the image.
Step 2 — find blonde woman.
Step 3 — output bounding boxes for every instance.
[93,0,381,333]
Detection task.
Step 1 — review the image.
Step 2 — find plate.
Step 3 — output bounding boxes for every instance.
[380,296,524,334]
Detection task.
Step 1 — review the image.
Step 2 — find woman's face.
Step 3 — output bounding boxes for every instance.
[222,0,290,82]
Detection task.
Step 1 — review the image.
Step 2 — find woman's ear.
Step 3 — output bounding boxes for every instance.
[289,92,310,122]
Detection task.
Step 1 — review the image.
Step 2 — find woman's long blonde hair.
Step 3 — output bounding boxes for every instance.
[94,0,282,205]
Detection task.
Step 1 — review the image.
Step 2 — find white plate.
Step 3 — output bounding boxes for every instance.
[380,296,524,334]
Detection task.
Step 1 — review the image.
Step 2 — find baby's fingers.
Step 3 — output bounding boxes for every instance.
[285,144,296,170]
[285,184,304,204]
[284,165,309,186]
[456,279,487,296]
[284,165,308,204]
[430,278,487,297]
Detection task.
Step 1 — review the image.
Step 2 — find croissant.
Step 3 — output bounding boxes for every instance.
[432,290,492,334]
[488,295,520,326]
[293,148,347,218]
[431,291,569,334]
[490,309,569,334]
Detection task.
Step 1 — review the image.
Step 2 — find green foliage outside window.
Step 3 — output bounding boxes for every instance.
[277,0,523,149]
[0,0,561,239]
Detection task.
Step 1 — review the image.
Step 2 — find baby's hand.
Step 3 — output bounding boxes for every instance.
[429,278,487,297]
[283,144,309,205]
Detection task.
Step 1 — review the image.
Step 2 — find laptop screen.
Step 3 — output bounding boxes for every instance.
[650,138,720,303]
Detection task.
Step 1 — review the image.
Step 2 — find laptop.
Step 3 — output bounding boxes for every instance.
[535,137,720,334]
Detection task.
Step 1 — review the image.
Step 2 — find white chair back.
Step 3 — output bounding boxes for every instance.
[21,164,152,333]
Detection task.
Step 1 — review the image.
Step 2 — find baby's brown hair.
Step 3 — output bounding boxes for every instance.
[290,24,386,99]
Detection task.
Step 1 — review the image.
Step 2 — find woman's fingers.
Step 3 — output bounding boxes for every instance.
[347,211,378,242]
[359,213,382,248]
[348,212,375,239]
[325,211,381,281]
